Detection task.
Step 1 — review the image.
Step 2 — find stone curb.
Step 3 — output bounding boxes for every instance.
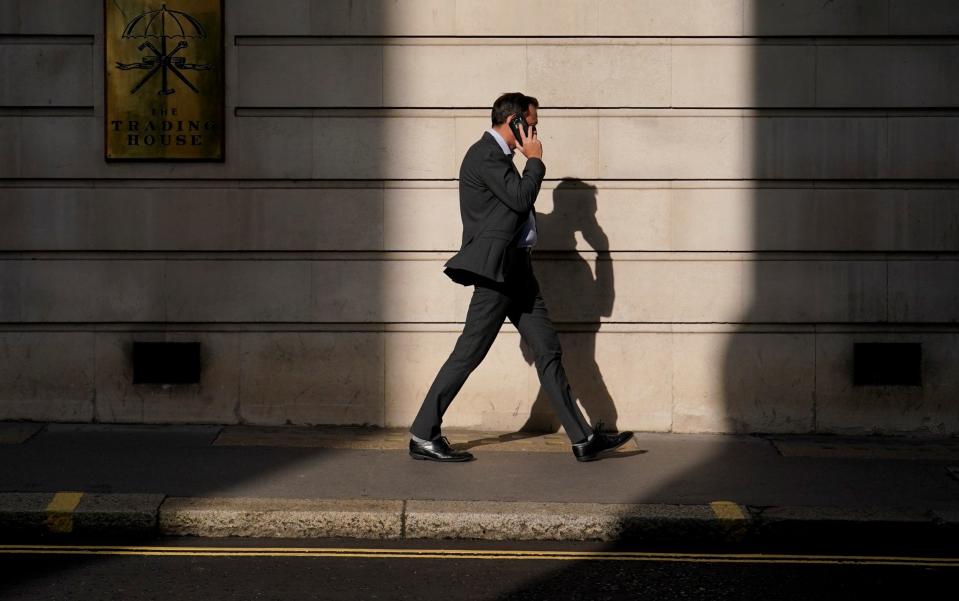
[0,492,163,536]
[748,505,957,542]
[403,500,743,542]
[159,497,405,539]
[0,492,952,543]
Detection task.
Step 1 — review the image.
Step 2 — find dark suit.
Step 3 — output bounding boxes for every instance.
[409,131,593,443]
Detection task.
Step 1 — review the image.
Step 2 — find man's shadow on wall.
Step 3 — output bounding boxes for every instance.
[519,177,619,434]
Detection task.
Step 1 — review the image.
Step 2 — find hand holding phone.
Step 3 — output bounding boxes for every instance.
[509,114,542,160]
[508,114,527,145]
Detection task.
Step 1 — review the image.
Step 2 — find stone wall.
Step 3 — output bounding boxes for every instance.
[1,1,957,434]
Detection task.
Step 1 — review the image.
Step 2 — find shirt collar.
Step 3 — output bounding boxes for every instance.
[486,128,513,156]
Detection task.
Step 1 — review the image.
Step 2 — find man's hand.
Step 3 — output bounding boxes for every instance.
[515,121,543,160]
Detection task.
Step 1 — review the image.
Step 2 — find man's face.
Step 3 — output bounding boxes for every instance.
[525,105,538,135]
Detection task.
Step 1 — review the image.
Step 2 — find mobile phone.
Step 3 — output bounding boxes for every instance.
[508,114,529,145]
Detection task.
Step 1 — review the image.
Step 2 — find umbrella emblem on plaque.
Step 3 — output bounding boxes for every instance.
[115,3,212,96]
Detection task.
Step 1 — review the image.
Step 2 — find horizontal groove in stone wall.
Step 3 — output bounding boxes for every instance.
[0,107,94,115]
[2,323,959,334]
[1,251,957,260]
[2,180,959,189]
[0,34,93,44]
[233,108,959,117]
[232,108,959,115]
[234,36,959,45]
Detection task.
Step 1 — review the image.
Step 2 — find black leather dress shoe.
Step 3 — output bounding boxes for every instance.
[409,435,475,462]
[571,422,634,462]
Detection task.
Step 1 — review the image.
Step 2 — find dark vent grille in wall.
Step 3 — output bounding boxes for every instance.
[853,342,921,387]
[132,341,201,384]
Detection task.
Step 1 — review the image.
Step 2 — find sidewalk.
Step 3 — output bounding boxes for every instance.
[1,421,957,545]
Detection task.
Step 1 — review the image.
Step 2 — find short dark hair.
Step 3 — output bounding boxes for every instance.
[491,92,539,126]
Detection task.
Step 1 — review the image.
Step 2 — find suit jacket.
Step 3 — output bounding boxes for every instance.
[443,131,546,286]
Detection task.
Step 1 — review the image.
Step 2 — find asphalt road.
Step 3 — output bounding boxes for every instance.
[1,536,955,601]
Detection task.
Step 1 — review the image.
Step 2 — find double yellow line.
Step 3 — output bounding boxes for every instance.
[0,545,956,567]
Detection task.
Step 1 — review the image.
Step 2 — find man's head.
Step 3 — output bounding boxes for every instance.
[491,92,539,149]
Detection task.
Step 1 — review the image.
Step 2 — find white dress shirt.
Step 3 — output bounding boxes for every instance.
[486,127,537,248]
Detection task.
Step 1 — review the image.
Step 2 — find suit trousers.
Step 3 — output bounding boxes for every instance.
[410,246,593,443]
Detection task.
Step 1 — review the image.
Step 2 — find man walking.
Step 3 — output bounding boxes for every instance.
[408,92,634,462]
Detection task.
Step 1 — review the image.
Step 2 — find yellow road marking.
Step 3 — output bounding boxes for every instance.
[0,544,956,567]
[710,501,747,521]
[44,492,84,533]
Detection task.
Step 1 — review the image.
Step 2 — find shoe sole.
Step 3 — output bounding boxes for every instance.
[574,432,635,462]
[409,451,474,462]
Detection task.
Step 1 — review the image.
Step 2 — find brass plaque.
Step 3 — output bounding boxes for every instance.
[105,0,224,160]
